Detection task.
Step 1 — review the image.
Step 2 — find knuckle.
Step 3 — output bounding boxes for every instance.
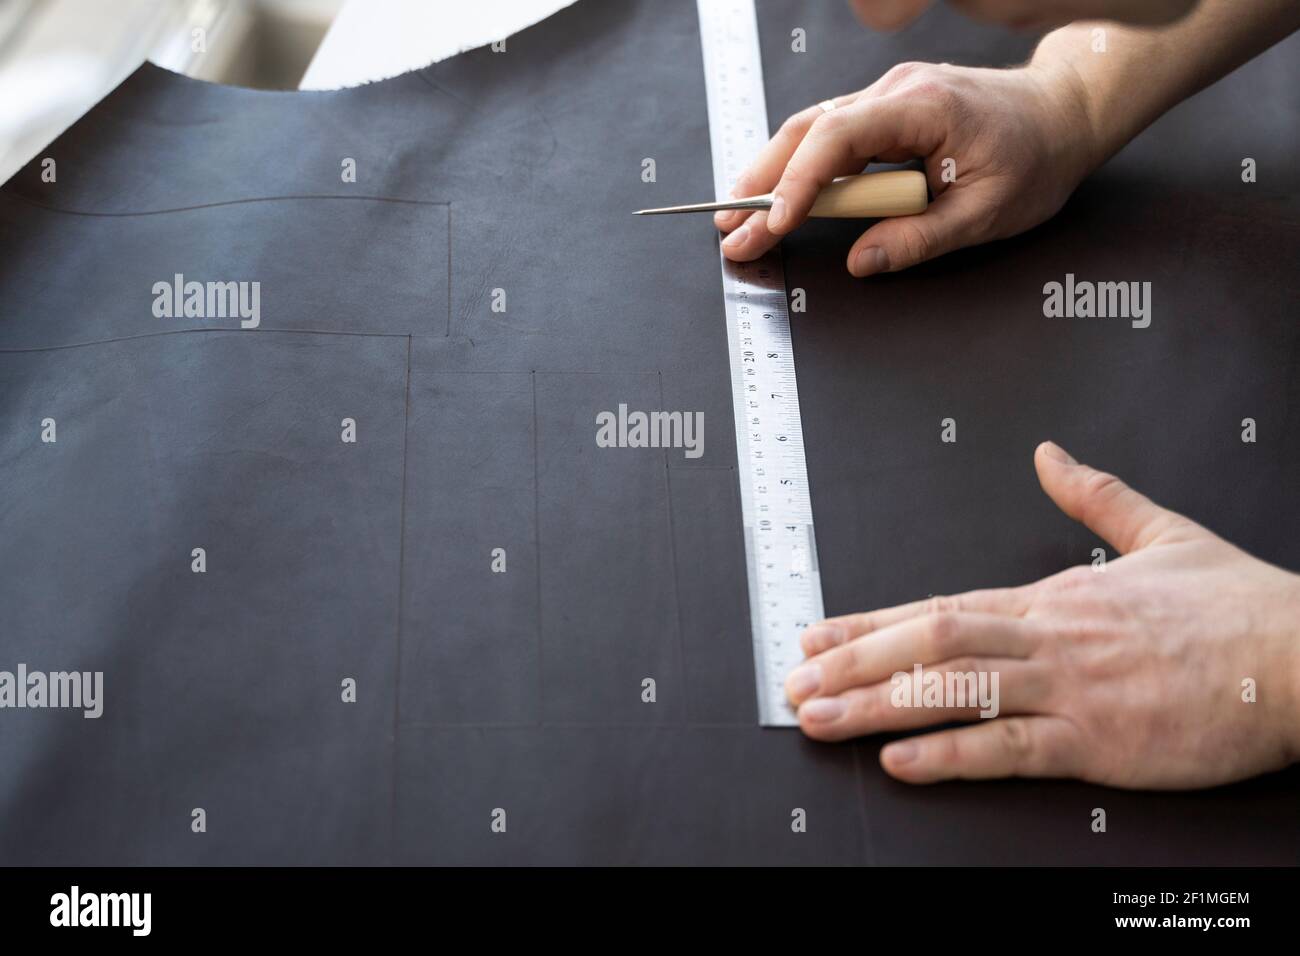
[779,163,823,198]
[779,162,811,187]
[779,110,812,138]
[809,108,849,138]
[998,718,1034,763]
[861,688,889,723]
[947,656,980,677]
[897,220,936,263]
[885,61,924,83]
[1082,469,1125,505]
[935,731,962,765]
[840,638,871,682]
[923,594,951,615]
[924,612,961,659]
[908,78,957,110]
[855,611,883,637]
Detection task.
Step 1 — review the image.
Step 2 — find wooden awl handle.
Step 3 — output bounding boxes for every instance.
[808,170,928,218]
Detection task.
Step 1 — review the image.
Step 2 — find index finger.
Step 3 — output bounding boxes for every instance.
[767,91,939,235]
[786,611,1038,706]
[715,96,856,230]
[801,586,1033,656]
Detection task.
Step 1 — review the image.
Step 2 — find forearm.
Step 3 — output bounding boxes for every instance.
[1029,0,1300,172]
[1280,573,1300,764]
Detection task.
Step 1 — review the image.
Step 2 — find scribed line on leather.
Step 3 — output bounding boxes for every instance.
[0,326,414,354]
[0,191,450,219]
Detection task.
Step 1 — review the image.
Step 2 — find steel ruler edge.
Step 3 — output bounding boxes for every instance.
[696,0,825,727]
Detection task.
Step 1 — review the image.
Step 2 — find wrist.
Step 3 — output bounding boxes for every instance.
[1256,567,1300,766]
[1028,20,1194,176]
[1021,52,1103,189]
[1279,576,1300,763]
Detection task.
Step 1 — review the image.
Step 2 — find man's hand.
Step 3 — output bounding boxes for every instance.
[785,442,1300,789]
[722,0,1299,278]
[716,61,1096,277]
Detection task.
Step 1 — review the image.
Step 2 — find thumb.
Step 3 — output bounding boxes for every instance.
[845,189,983,277]
[1033,441,1199,555]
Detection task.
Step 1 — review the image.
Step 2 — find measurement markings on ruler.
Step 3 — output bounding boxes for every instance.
[696,0,824,726]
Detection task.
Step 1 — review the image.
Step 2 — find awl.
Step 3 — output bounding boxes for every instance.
[633,169,927,218]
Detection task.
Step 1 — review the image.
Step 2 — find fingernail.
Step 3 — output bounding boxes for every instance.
[1041,441,1076,465]
[801,622,843,654]
[768,194,787,231]
[801,697,846,723]
[722,223,749,249]
[884,740,918,765]
[854,246,889,277]
[785,662,822,702]
[714,210,738,228]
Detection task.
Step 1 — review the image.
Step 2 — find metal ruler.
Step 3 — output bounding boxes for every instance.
[696,0,824,726]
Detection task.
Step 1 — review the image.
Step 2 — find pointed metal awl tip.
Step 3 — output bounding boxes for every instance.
[632,194,774,217]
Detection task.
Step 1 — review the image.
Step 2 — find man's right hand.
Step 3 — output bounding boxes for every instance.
[717,60,1098,277]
